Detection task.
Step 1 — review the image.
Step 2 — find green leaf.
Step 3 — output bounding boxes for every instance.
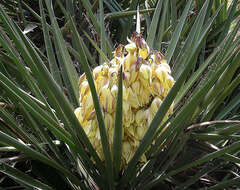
[0,28,46,103]
[44,0,79,107]
[20,104,64,163]
[0,130,81,185]
[165,0,192,63]
[175,163,220,190]
[67,17,114,188]
[196,19,240,98]
[144,140,240,189]
[216,93,240,120]
[0,107,44,152]
[3,2,103,176]
[174,47,219,105]
[78,0,112,54]
[201,50,240,120]
[216,0,238,45]
[0,72,74,148]
[99,0,107,63]
[191,133,240,141]
[155,0,169,50]
[203,72,240,121]
[83,30,109,63]
[200,177,240,190]
[79,0,100,34]
[22,1,42,24]
[0,3,74,132]
[16,0,26,27]
[0,162,54,190]
[170,0,177,31]
[66,0,74,16]
[120,0,137,42]
[173,0,212,78]
[39,0,63,87]
[174,14,239,106]
[113,66,123,180]
[105,8,155,19]
[119,9,211,183]
[146,0,163,48]
[148,26,232,158]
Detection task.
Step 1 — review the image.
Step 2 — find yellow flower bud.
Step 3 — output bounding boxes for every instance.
[93,65,103,79]
[136,109,148,128]
[78,74,86,87]
[122,85,129,101]
[127,87,140,109]
[150,97,162,114]
[139,47,149,59]
[139,64,152,81]
[125,43,136,54]
[138,86,151,106]
[151,78,164,97]
[160,62,171,74]
[136,125,147,140]
[99,84,115,113]
[80,81,89,101]
[111,84,118,98]
[122,140,134,163]
[155,66,169,86]
[166,75,175,89]
[124,54,137,72]
[104,112,114,144]
[95,75,108,93]
[131,81,140,95]
[74,107,82,123]
[102,63,109,76]
[123,71,130,87]
[129,64,138,84]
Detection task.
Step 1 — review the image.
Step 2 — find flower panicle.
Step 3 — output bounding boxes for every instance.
[75,34,175,167]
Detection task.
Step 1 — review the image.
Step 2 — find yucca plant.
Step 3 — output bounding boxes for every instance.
[0,0,240,189]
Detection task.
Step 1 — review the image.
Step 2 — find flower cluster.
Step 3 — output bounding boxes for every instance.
[75,33,175,167]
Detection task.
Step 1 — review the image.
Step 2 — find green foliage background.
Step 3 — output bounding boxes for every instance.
[0,0,240,189]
